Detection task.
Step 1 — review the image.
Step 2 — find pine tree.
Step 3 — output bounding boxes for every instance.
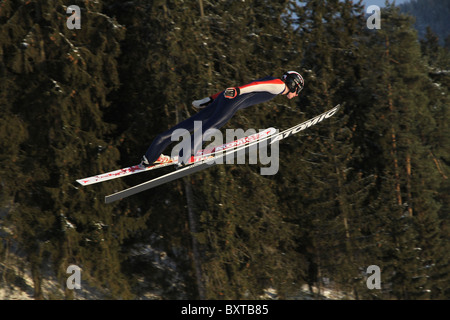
[186,0,306,299]
[283,0,381,298]
[360,4,448,299]
[2,0,448,300]
[418,22,450,300]
[400,0,450,46]
[0,0,146,298]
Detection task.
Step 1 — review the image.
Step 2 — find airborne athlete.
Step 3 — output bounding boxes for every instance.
[141,71,304,166]
[105,104,340,203]
[76,71,344,203]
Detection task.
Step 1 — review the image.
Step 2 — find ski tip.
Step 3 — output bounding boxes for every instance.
[76,178,101,186]
[76,179,89,186]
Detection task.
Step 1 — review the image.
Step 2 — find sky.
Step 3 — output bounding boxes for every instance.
[361,0,411,7]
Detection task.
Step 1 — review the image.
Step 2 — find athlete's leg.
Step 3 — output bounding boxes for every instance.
[189,97,240,157]
[144,104,215,164]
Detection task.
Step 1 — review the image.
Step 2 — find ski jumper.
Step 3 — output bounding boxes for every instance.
[144,76,286,164]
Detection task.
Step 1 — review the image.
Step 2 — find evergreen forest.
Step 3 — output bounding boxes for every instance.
[399,0,450,46]
[0,0,449,300]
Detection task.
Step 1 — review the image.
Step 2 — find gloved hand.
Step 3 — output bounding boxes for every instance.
[224,87,240,99]
[192,97,213,108]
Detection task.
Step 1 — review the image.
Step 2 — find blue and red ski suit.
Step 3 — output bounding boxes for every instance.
[144,76,287,164]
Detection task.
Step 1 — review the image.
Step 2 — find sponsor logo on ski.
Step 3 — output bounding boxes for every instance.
[271,105,339,142]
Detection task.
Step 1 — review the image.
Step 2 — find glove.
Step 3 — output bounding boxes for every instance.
[224,87,240,99]
[192,97,213,108]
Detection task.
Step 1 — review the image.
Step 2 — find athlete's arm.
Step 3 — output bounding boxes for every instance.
[225,78,286,99]
[194,78,286,106]
[238,79,286,95]
[192,91,223,108]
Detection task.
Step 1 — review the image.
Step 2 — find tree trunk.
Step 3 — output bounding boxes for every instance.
[175,104,205,299]
[183,178,206,299]
[385,35,403,207]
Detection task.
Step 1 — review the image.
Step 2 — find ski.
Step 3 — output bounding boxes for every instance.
[104,104,340,203]
[76,127,276,186]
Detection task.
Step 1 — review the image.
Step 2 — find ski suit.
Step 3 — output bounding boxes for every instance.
[144,76,286,164]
